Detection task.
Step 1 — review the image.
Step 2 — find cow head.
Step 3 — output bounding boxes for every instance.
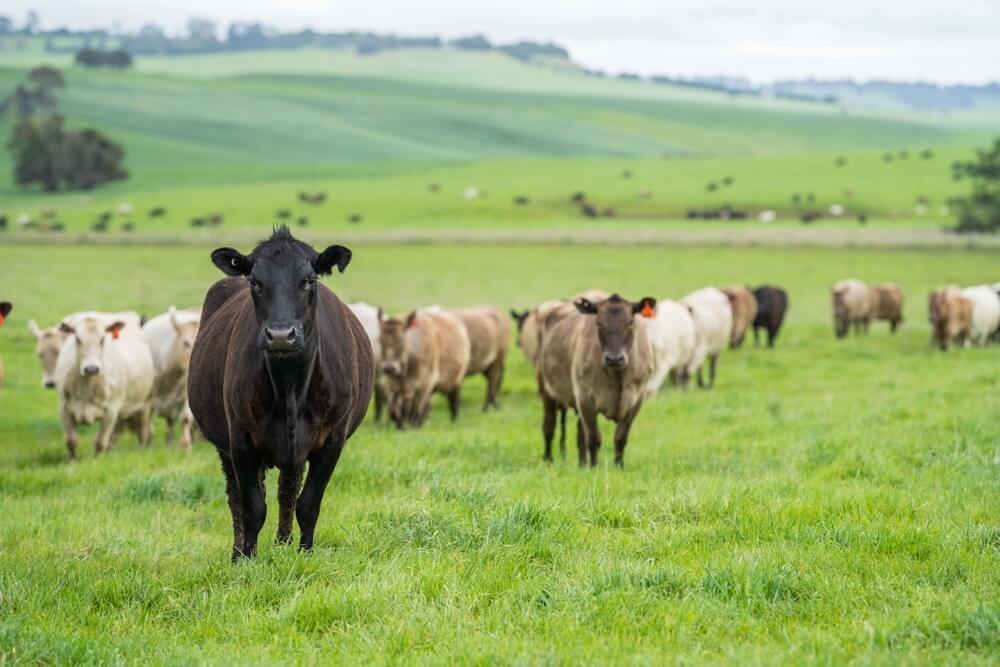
[575,294,656,370]
[831,287,849,338]
[29,319,68,388]
[509,309,529,346]
[60,317,123,377]
[379,311,417,377]
[210,226,351,360]
[169,307,200,369]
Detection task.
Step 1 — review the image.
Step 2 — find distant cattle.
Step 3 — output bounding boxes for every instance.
[148,207,166,218]
[0,215,8,229]
[681,287,733,389]
[276,210,292,220]
[208,213,224,226]
[831,279,873,338]
[0,302,11,388]
[56,315,155,459]
[752,285,788,347]
[188,227,373,559]
[298,191,327,205]
[537,294,656,467]
[348,213,363,224]
[580,203,598,218]
[451,306,509,411]
[721,285,758,348]
[928,287,972,351]
[514,196,530,206]
[143,307,201,449]
[297,217,309,227]
[116,203,133,216]
[348,302,385,421]
[870,283,904,333]
[641,299,695,396]
[379,308,470,429]
[962,286,1000,345]
[29,311,144,388]
[570,192,586,204]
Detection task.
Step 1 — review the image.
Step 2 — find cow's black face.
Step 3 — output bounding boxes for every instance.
[211,227,351,360]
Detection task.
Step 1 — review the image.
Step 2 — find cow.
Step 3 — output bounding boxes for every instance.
[641,299,695,396]
[681,288,733,389]
[0,302,11,389]
[29,311,144,389]
[721,286,758,348]
[752,285,788,348]
[538,294,655,467]
[55,316,155,459]
[347,302,386,421]
[450,306,509,411]
[871,283,904,333]
[142,307,201,449]
[928,287,973,351]
[831,279,873,338]
[187,227,374,560]
[378,308,470,429]
[962,285,1000,346]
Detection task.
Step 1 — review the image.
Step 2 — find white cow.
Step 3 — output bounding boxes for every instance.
[961,286,1000,345]
[29,311,144,388]
[681,287,734,389]
[348,302,386,421]
[55,315,155,459]
[142,307,201,449]
[641,299,696,397]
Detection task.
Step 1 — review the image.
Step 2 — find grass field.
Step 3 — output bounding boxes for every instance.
[1,242,998,664]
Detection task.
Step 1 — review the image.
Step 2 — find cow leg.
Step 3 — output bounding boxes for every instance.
[218,452,245,561]
[180,406,194,451]
[708,354,718,388]
[484,358,504,411]
[276,468,303,545]
[753,326,760,347]
[697,365,707,389]
[558,406,567,459]
[541,394,556,462]
[768,327,777,348]
[95,409,119,455]
[576,417,587,467]
[62,410,79,461]
[447,387,461,422]
[165,416,176,444]
[578,408,601,468]
[374,383,386,422]
[138,405,153,447]
[296,438,345,551]
[232,440,266,559]
[613,403,642,468]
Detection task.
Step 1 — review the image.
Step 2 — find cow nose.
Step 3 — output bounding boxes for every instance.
[44,380,56,389]
[264,326,298,352]
[82,365,100,376]
[382,364,399,376]
[603,353,626,369]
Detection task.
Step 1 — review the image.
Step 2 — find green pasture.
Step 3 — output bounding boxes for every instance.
[0,242,998,664]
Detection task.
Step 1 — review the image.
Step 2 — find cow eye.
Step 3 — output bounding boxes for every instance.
[303,278,317,291]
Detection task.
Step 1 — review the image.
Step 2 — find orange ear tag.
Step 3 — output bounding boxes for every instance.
[111,325,120,340]
[0,313,5,326]
[640,304,654,319]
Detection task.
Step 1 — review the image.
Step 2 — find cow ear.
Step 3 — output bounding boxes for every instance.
[404,310,418,329]
[574,298,597,315]
[0,302,11,322]
[377,306,384,322]
[59,322,75,335]
[168,306,180,331]
[634,297,657,318]
[211,247,252,276]
[314,245,352,276]
[28,318,42,338]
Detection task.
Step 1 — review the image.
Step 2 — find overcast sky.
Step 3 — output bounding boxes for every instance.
[6,0,999,83]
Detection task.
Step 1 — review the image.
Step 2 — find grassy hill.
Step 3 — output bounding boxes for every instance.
[0,46,994,235]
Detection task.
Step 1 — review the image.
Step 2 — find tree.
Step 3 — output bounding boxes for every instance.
[0,66,61,116]
[0,16,14,34]
[950,138,1000,233]
[187,17,217,41]
[6,114,127,191]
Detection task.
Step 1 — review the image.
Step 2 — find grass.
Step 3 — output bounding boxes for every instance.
[0,242,998,664]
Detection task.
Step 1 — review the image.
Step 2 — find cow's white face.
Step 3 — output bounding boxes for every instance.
[33,328,67,387]
[173,320,200,370]
[61,318,123,378]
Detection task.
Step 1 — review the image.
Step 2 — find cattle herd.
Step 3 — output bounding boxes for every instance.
[1,230,998,559]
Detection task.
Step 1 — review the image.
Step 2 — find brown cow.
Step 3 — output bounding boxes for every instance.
[929,287,972,351]
[538,294,655,467]
[187,227,374,560]
[871,283,904,333]
[379,308,470,429]
[0,302,11,388]
[721,286,758,348]
[451,306,509,411]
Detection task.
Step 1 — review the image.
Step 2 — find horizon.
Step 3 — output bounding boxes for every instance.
[3,0,999,86]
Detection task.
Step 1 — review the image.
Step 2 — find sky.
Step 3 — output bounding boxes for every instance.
[5,0,999,84]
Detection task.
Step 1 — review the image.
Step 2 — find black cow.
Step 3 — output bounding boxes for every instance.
[188,226,374,560]
[752,285,788,348]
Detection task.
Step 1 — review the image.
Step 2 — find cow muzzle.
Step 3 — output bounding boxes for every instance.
[81,364,101,377]
[382,362,401,377]
[603,352,627,369]
[263,326,301,355]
